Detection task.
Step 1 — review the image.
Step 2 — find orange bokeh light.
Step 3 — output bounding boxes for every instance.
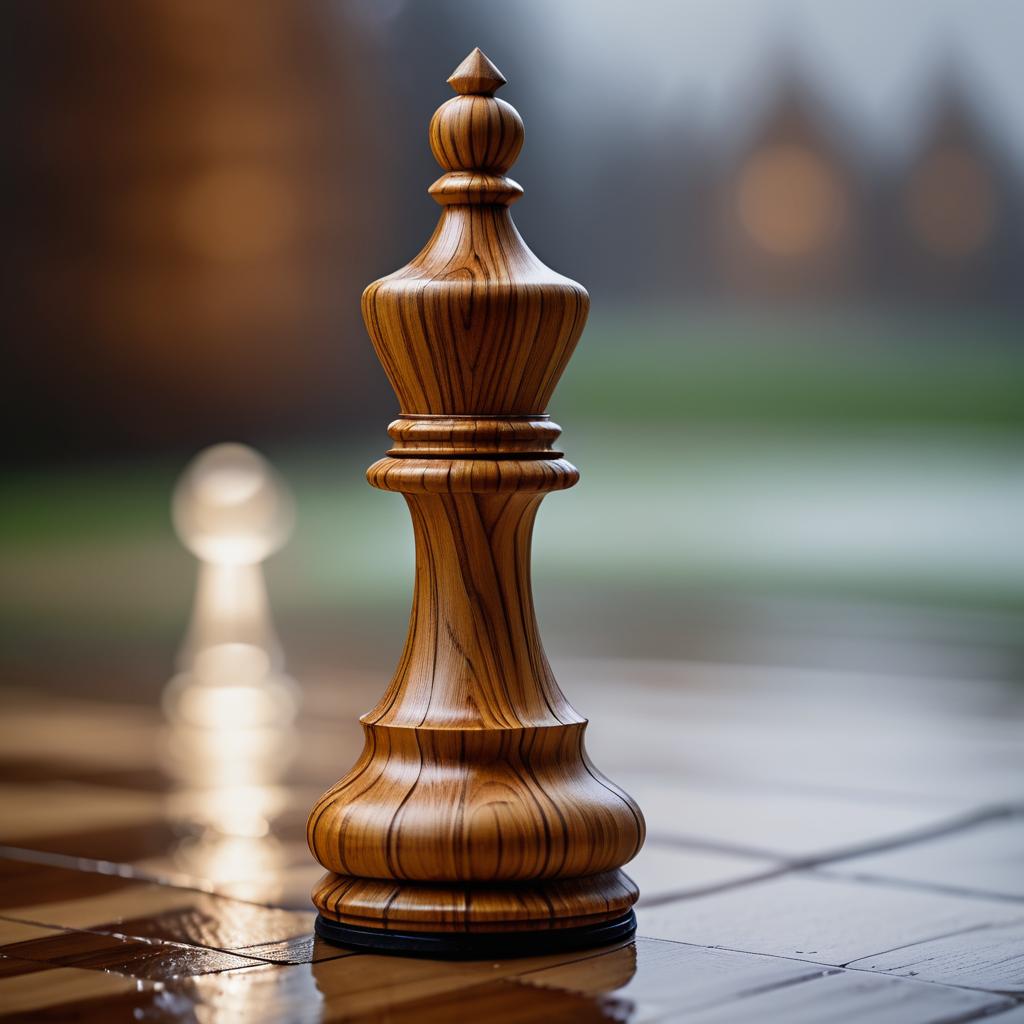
[736,143,848,257]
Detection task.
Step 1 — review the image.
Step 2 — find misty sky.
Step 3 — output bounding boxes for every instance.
[534,0,1023,161]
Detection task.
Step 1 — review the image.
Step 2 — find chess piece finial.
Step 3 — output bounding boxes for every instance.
[446,46,507,95]
[308,52,644,957]
[428,48,524,208]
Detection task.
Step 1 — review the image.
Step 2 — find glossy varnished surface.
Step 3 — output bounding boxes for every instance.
[307,48,643,938]
[1,655,1023,1020]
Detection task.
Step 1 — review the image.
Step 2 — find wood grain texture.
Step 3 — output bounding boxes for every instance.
[310,871,638,934]
[307,48,644,935]
[847,920,1024,992]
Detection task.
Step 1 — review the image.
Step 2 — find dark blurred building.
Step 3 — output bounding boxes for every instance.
[878,73,1024,309]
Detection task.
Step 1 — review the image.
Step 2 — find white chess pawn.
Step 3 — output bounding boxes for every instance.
[163,443,299,789]
[173,443,295,674]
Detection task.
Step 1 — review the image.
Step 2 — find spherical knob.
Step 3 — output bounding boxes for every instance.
[429,95,523,175]
[172,443,295,565]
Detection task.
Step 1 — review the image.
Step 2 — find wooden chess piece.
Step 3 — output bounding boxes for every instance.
[308,48,644,958]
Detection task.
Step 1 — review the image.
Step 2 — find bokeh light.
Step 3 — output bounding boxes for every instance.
[736,144,848,257]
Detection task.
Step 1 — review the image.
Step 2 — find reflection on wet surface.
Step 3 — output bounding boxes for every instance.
[1,928,265,980]
[162,445,301,895]
[18,931,999,1024]
[2,635,1022,1017]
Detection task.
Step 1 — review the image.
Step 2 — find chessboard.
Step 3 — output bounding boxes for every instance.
[1,655,1022,1022]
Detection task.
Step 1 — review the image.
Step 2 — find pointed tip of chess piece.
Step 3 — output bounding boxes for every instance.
[430,48,523,197]
[447,47,507,95]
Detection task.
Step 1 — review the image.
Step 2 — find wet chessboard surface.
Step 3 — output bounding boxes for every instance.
[1,657,1022,1022]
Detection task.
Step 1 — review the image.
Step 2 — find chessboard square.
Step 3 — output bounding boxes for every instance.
[0,963,138,1016]
[0,857,140,911]
[829,816,1024,900]
[2,881,198,933]
[87,896,315,961]
[620,774,983,860]
[629,841,778,901]
[635,873,1024,966]
[847,920,1024,992]
[17,820,181,865]
[0,920,56,946]
[1,869,315,964]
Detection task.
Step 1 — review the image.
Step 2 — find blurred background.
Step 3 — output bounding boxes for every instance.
[3,0,1023,698]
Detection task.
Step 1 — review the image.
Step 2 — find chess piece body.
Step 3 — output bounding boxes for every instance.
[308,49,644,957]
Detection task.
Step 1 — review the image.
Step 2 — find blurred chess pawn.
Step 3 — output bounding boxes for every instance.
[172,442,295,675]
[162,444,299,887]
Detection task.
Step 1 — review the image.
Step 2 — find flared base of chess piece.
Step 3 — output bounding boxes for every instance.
[312,869,638,959]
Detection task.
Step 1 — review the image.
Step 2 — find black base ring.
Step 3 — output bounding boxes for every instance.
[314,910,636,960]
